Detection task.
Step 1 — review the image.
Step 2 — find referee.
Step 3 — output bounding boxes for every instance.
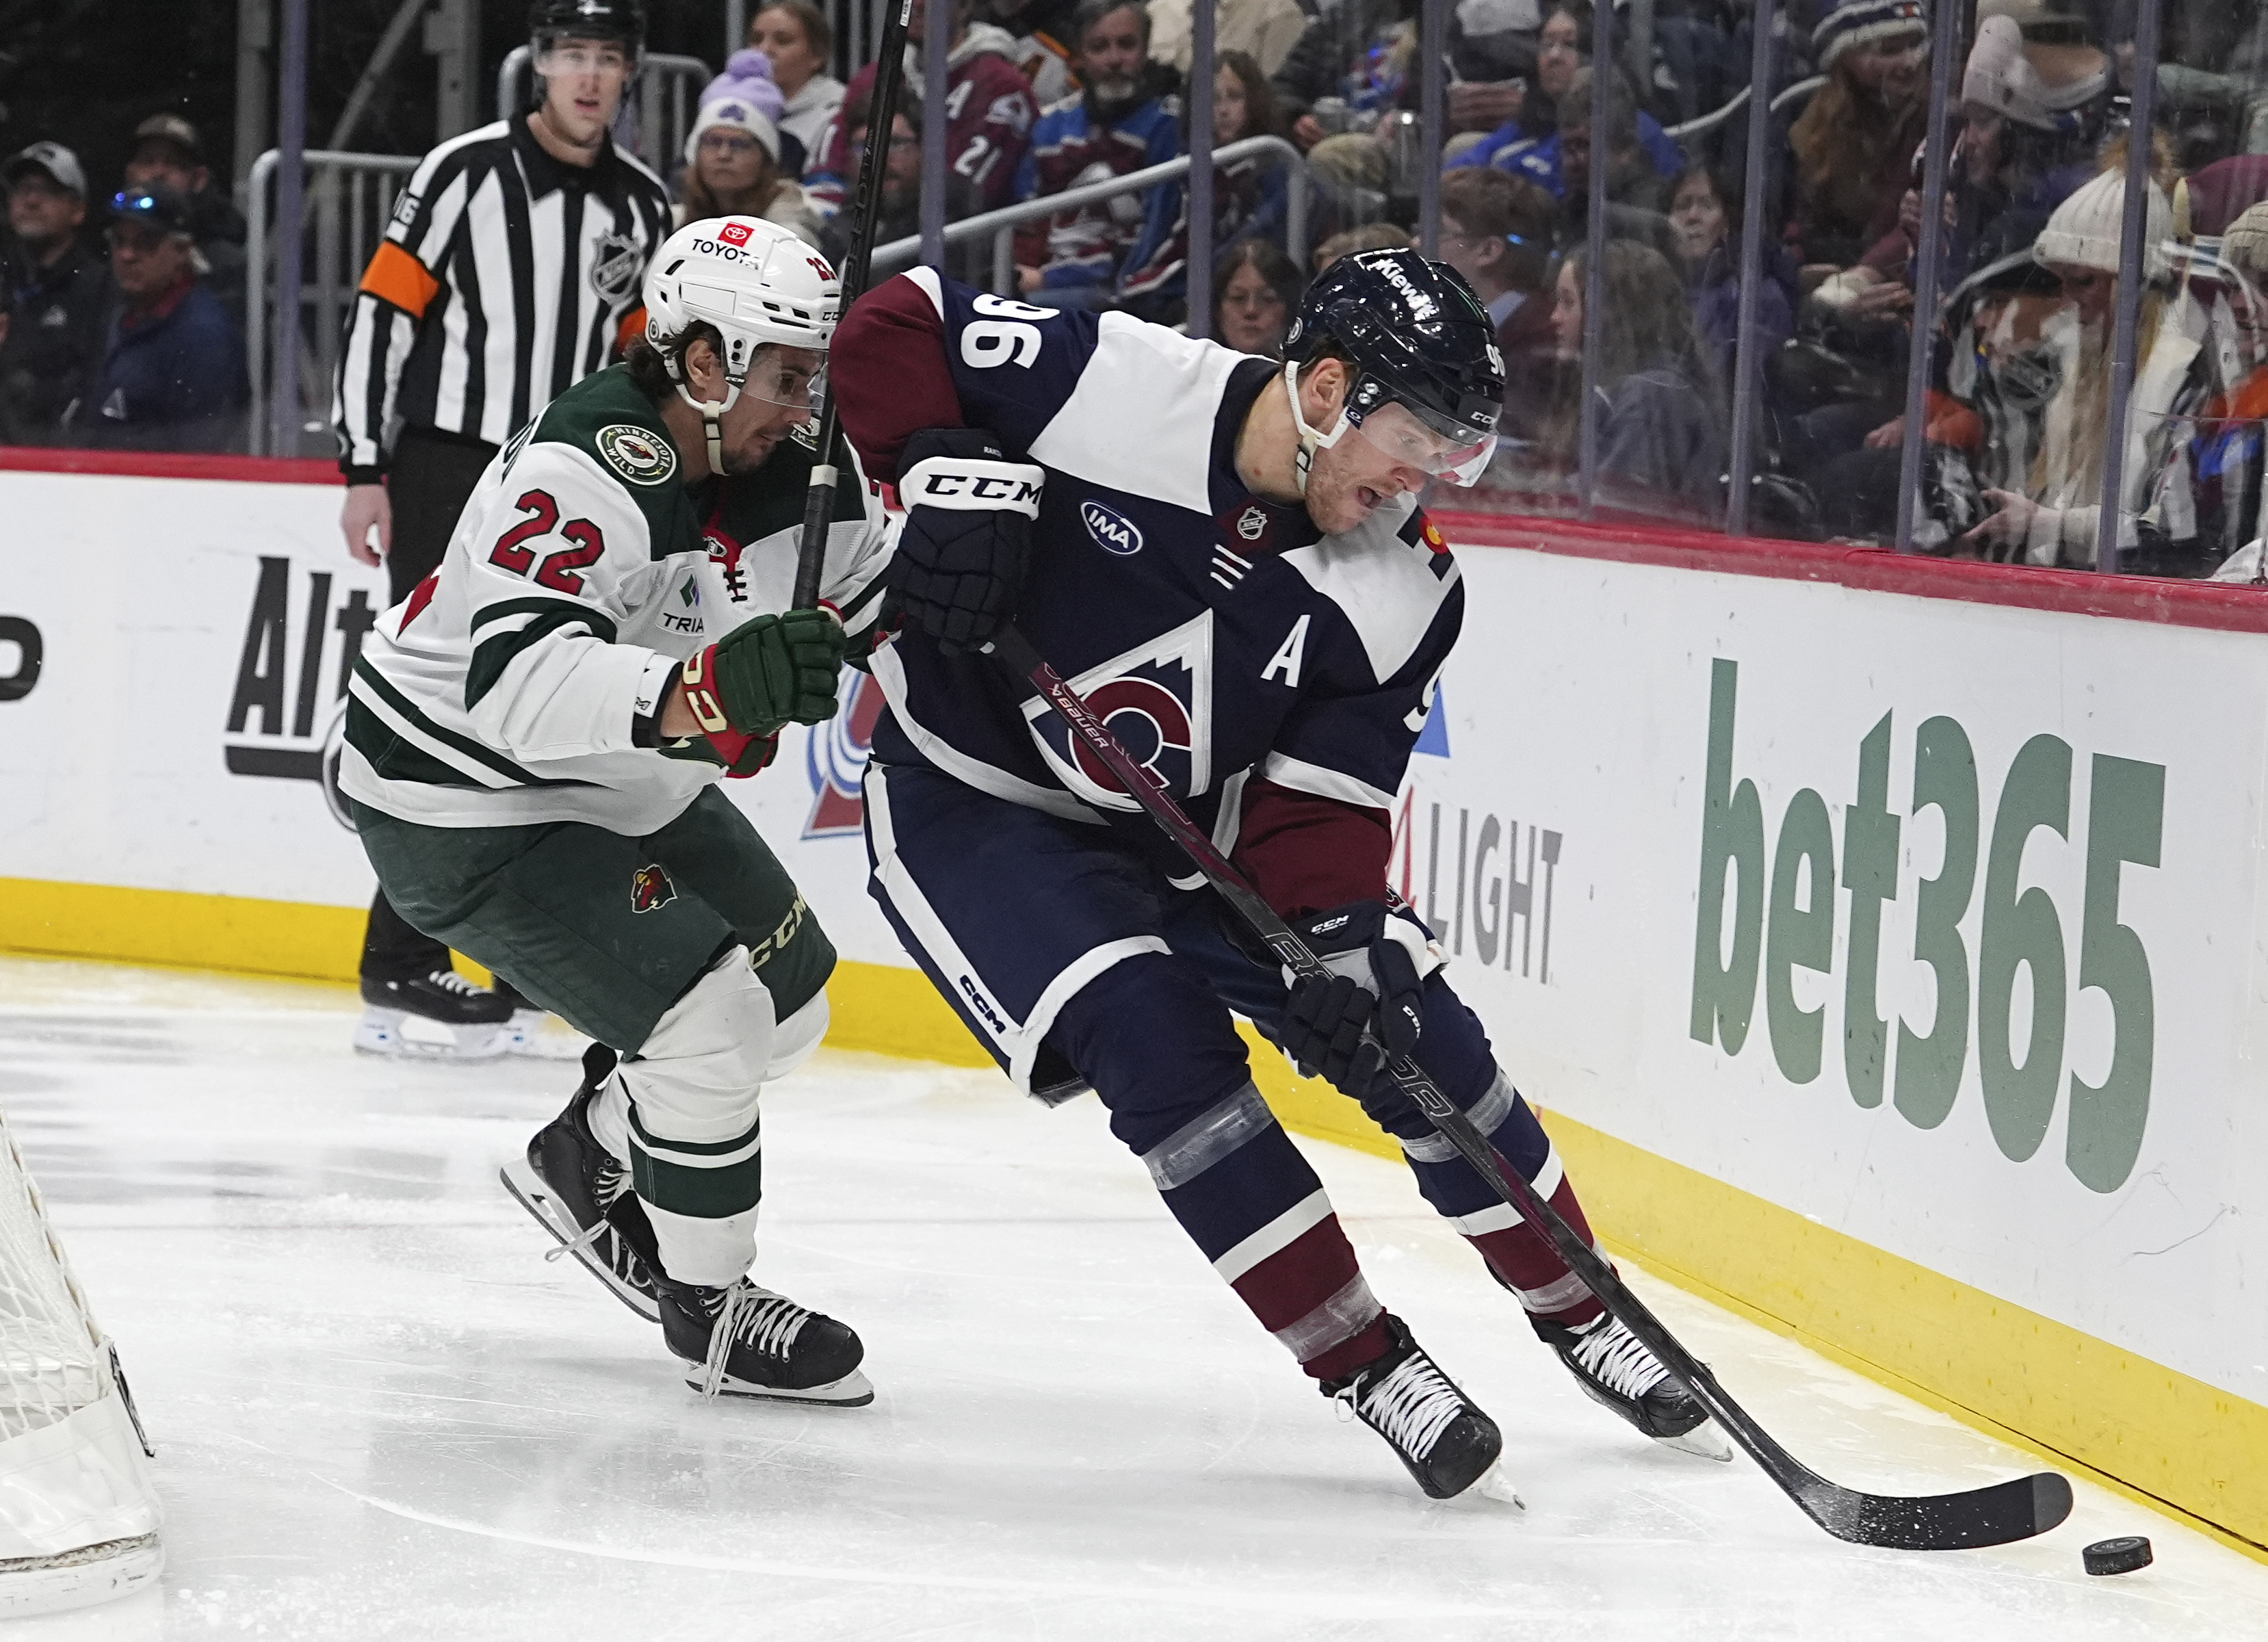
[335,0,673,1057]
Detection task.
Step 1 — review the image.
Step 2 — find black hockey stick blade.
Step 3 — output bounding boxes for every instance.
[985,621,2074,1552]
[791,0,915,613]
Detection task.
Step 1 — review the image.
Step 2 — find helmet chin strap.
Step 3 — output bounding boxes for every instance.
[676,380,743,476]
[1282,359,1351,497]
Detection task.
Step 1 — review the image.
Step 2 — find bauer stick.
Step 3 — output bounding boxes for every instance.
[792,0,916,612]
[984,621,2073,1552]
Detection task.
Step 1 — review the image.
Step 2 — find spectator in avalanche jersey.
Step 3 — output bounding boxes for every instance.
[73,183,246,452]
[810,0,1037,214]
[1012,0,1182,312]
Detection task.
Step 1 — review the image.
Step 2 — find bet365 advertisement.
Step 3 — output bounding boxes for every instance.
[1394,544,2265,1425]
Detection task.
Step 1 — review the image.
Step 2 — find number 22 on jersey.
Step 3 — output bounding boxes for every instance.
[489,489,605,594]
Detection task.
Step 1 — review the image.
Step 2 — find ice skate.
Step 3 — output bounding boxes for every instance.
[1322,1313,1502,1500]
[657,1279,872,1406]
[1539,1312,1732,1461]
[500,1045,663,1322]
[354,969,513,1059]
[493,977,590,1061]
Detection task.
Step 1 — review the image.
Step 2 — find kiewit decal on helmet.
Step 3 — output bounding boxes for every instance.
[1281,248,1504,490]
[642,215,840,471]
[530,0,647,66]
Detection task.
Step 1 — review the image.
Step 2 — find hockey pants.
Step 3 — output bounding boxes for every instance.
[863,761,1606,1381]
[354,786,834,1286]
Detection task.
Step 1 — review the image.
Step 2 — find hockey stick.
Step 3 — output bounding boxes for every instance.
[984,621,2073,1551]
[791,0,915,613]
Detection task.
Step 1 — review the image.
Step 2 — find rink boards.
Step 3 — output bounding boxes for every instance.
[1,461,2264,1557]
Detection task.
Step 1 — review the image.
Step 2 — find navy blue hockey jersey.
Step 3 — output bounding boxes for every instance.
[833,268,1463,912]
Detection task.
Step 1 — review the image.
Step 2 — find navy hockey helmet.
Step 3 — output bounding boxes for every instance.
[1281,248,1504,487]
[530,0,647,62]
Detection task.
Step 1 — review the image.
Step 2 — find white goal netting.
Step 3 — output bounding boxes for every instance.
[0,1105,162,1616]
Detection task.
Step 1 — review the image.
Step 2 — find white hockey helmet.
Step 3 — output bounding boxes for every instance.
[642,216,839,471]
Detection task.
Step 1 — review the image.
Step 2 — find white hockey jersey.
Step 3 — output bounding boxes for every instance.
[339,363,889,834]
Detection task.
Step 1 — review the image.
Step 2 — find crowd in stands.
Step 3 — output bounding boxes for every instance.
[14,0,2268,583]
[0,116,247,452]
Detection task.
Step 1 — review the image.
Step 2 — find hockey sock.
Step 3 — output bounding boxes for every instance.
[1049,953,1394,1383]
[1461,1169,1607,1331]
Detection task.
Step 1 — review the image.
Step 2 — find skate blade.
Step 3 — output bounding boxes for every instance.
[683,1366,876,1407]
[499,1160,662,1324]
[1656,1420,1734,1463]
[354,1006,511,1060]
[506,1008,592,1061]
[1474,1460,1526,1509]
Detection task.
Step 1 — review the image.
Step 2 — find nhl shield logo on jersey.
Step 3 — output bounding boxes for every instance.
[597,423,678,486]
[630,863,677,913]
[590,229,643,301]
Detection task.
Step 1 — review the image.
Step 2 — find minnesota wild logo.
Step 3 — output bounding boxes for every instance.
[596,423,677,486]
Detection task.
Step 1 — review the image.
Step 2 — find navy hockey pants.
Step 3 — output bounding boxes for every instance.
[862,761,1607,1379]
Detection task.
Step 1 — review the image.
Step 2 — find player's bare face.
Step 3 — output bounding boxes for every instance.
[1306,424,1426,534]
[536,40,633,152]
[720,346,825,473]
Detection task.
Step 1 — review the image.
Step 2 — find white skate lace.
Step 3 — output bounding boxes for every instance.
[425,969,486,998]
[697,1281,813,1398]
[1569,1315,1670,1401]
[547,1214,614,1264]
[1338,1352,1466,1462]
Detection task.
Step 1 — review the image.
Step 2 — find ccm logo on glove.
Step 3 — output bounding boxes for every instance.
[911,469,1045,508]
[887,428,1045,652]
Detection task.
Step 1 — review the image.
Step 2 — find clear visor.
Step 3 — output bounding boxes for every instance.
[1347,397,1498,487]
[534,40,636,79]
[738,346,827,416]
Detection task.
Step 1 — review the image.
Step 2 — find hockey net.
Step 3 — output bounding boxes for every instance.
[0,1104,162,1616]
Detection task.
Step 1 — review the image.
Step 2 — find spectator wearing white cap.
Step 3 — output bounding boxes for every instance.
[1961,168,2206,568]
[0,142,105,444]
[675,87,824,248]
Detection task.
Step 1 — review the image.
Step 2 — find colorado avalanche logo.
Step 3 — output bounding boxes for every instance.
[1022,613,1214,809]
[803,668,887,837]
[630,863,676,913]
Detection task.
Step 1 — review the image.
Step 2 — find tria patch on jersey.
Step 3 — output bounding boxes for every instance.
[596,423,677,486]
[1021,612,1214,809]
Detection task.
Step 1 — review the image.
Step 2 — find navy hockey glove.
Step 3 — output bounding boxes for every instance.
[1275,902,1428,1107]
[889,428,1043,653]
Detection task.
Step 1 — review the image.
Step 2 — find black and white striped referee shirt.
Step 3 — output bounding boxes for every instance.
[334,116,672,480]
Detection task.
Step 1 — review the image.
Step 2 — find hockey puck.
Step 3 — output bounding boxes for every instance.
[2083,1536,2153,1576]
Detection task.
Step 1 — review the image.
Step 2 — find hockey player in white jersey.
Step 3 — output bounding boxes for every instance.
[339,217,889,1403]
[831,249,1723,1494]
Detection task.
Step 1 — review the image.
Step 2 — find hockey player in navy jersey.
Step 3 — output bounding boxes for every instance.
[831,249,1721,1500]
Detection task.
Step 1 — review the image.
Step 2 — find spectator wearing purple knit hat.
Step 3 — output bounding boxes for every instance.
[699,48,802,174]
[676,92,825,248]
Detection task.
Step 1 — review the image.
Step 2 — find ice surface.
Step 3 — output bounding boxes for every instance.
[1,956,2263,1641]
